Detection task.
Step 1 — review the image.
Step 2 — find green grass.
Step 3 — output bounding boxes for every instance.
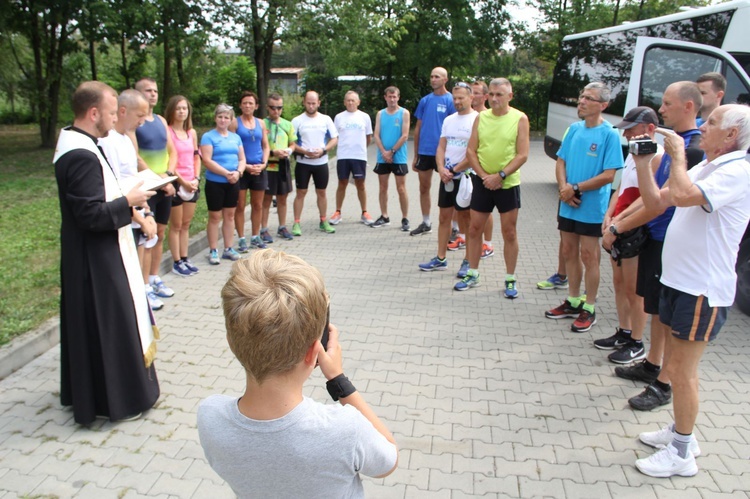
[0,125,210,346]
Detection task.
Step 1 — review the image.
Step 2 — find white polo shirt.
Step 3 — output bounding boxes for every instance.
[661,150,750,306]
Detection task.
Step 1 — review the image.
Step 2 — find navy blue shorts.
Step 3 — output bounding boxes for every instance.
[659,286,727,342]
[337,159,367,180]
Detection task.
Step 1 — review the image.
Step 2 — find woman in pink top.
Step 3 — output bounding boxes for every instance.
[166,95,201,276]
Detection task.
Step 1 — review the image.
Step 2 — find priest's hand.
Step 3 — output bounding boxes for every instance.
[125,181,155,207]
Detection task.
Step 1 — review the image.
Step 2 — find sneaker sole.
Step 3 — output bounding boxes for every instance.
[537,283,569,290]
[401,227,410,232]
[629,394,671,411]
[410,230,432,236]
[609,350,647,364]
[571,318,597,332]
[420,266,448,272]
[544,312,579,319]
[614,368,659,383]
[371,223,390,228]
[635,458,698,478]
[480,253,494,259]
[454,283,480,291]
[447,246,465,251]
[593,341,628,351]
[172,269,192,277]
[329,221,341,225]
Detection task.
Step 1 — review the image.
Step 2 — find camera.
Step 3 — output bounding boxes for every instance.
[628,139,658,155]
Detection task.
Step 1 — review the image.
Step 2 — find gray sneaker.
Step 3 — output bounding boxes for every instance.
[410,222,431,236]
[629,383,671,411]
[401,218,410,232]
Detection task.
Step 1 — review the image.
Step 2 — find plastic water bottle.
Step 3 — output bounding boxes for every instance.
[445,179,454,192]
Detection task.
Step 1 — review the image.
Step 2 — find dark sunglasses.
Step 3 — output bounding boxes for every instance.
[268,105,283,110]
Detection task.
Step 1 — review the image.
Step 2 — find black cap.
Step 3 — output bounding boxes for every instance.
[615,106,659,129]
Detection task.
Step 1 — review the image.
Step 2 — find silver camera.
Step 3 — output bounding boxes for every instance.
[628,139,658,155]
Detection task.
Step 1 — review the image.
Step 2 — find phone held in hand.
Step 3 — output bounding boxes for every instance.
[321,305,330,351]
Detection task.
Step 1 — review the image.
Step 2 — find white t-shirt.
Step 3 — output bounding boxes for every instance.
[334,110,372,161]
[98,130,138,180]
[197,395,397,499]
[661,150,750,306]
[292,113,338,166]
[441,110,478,178]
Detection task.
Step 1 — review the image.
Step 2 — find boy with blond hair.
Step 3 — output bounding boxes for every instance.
[198,249,398,497]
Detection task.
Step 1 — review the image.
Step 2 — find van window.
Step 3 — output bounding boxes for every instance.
[725,64,750,106]
[550,10,734,117]
[639,47,721,114]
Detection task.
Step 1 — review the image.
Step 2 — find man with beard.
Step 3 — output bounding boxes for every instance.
[54,81,160,425]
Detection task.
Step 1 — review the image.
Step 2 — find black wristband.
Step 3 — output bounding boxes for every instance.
[326,374,356,401]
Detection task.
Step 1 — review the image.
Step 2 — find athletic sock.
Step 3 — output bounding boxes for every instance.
[485,240,493,248]
[148,275,158,286]
[619,328,633,337]
[568,296,582,308]
[458,233,465,240]
[582,302,595,314]
[654,379,671,393]
[672,431,693,458]
[452,220,459,231]
[423,216,431,225]
[644,360,661,373]
[505,274,516,282]
[468,269,478,277]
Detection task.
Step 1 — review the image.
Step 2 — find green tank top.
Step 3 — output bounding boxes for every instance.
[476,108,523,188]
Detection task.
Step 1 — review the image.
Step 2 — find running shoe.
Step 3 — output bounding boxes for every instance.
[329,210,342,225]
[277,226,294,240]
[447,236,465,251]
[456,259,470,278]
[222,247,241,261]
[371,215,390,228]
[537,273,569,290]
[146,286,164,310]
[639,424,701,456]
[320,221,336,234]
[251,235,267,249]
[292,222,302,236]
[172,260,192,277]
[208,249,220,265]
[260,228,274,244]
[594,328,631,350]
[544,299,582,319]
[237,237,249,253]
[410,222,431,236]
[609,341,646,364]
[571,309,597,332]
[481,244,495,259]
[361,212,374,225]
[152,279,174,298]
[401,218,410,232]
[614,360,660,383]
[635,444,698,478]
[504,280,518,299]
[183,258,199,274]
[449,227,459,243]
[419,256,448,272]
[454,273,480,291]
[629,383,672,411]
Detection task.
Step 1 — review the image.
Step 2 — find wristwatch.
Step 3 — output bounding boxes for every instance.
[609,224,621,236]
[499,171,507,180]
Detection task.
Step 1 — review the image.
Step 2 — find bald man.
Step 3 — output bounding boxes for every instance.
[291,91,339,235]
[410,67,456,236]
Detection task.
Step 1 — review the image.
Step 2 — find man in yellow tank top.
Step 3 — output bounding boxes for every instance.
[458,78,530,298]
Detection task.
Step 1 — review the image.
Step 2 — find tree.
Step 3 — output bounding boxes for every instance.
[1,0,84,147]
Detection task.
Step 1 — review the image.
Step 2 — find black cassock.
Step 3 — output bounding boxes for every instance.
[55,127,159,425]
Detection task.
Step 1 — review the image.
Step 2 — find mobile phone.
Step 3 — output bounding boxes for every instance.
[321,305,330,351]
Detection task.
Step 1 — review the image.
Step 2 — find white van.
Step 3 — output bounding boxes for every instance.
[544,0,750,315]
[544,0,750,159]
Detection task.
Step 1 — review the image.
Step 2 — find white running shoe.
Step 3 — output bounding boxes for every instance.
[639,424,701,457]
[635,444,698,478]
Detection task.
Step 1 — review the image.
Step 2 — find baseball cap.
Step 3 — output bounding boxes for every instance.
[614,106,659,129]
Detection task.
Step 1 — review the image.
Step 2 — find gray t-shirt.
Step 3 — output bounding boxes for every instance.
[197,395,397,498]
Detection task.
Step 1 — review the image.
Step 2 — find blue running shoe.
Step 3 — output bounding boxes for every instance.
[260,228,274,244]
[237,237,249,253]
[537,272,569,290]
[454,272,480,291]
[456,259,470,278]
[183,258,199,274]
[419,256,447,272]
[222,248,241,261]
[208,249,220,265]
[152,279,174,298]
[277,226,294,240]
[251,235,267,249]
[172,260,192,277]
[504,280,518,299]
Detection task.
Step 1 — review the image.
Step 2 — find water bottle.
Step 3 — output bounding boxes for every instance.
[445,179,454,192]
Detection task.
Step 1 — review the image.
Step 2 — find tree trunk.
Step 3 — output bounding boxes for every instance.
[176,37,185,91]
[89,39,97,80]
[612,0,621,26]
[162,38,172,108]
[121,33,130,88]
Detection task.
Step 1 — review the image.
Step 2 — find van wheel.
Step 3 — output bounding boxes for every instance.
[736,238,750,316]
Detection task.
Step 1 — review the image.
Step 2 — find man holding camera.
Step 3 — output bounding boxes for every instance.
[632,104,750,478]
[604,81,703,412]
[544,82,623,332]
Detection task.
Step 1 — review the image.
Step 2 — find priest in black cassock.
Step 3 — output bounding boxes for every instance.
[54,81,160,425]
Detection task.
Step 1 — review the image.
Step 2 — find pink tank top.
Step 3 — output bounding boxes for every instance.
[169,127,196,180]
